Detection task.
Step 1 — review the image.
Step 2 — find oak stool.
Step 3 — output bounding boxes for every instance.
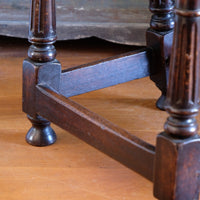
[22,0,200,199]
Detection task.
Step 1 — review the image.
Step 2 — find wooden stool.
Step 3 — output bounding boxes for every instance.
[22,0,200,199]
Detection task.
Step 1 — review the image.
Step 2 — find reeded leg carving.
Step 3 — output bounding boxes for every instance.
[23,0,57,146]
[147,0,175,110]
[154,0,200,199]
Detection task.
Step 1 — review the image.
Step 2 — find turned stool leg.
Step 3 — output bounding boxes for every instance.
[154,0,200,199]
[23,0,58,146]
[147,0,175,110]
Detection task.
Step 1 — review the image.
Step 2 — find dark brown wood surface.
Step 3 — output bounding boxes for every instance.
[22,0,200,199]
[0,36,160,200]
[19,0,200,198]
[146,0,175,110]
[36,86,155,181]
[60,49,151,97]
[23,0,156,181]
[153,0,200,199]
[0,0,150,45]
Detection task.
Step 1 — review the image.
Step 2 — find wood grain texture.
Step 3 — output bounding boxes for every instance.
[0,0,150,45]
[153,1,200,199]
[35,85,155,181]
[60,49,151,97]
[23,0,157,182]
[28,0,57,62]
[154,133,200,200]
[147,0,174,110]
[165,0,200,137]
[0,36,167,200]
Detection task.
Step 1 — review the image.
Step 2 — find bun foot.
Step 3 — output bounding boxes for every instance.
[26,115,57,147]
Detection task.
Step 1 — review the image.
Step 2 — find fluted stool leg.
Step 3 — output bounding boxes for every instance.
[153,0,200,199]
[23,0,58,146]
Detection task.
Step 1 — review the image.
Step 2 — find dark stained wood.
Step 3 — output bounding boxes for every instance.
[146,0,174,110]
[60,49,151,97]
[164,0,200,138]
[28,0,56,62]
[23,0,58,146]
[26,115,57,146]
[0,36,162,200]
[149,0,175,31]
[146,30,173,110]
[23,59,61,117]
[0,0,150,45]
[22,0,200,199]
[35,86,155,181]
[153,0,200,199]
[154,133,200,200]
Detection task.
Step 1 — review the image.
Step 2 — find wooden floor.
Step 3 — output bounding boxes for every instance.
[0,36,170,200]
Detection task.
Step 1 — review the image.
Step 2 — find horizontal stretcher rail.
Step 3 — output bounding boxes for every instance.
[36,85,155,181]
[60,48,151,97]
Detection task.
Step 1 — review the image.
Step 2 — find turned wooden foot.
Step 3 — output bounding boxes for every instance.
[26,115,57,147]
[156,94,166,111]
[147,1,174,111]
